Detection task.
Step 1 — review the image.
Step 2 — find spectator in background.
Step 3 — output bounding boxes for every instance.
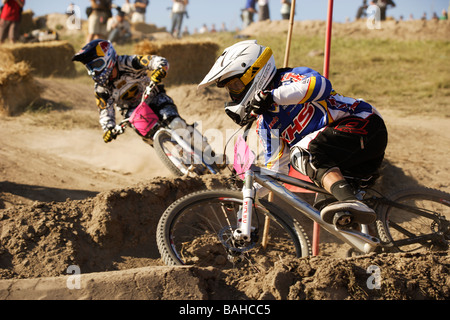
[372,0,395,21]
[432,12,439,21]
[355,0,368,20]
[182,25,189,36]
[121,0,134,17]
[242,0,256,28]
[131,0,148,23]
[220,22,228,32]
[440,9,448,20]
[108,9,131,44]
[0,0,25,44]
[280,0,292,20]
[258,0,270,21]
[87,0,112,43]
[171,0,188,38]
[198,24,208,34]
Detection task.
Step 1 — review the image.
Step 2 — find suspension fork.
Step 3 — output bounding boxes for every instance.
[234,170,255,242]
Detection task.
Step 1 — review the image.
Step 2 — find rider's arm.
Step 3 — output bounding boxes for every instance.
[272,71,332,106]
[254,120,290,197]
[257,118,290,175]
[95,86,116,131]
[127,55,169,83]
[132,55,169,72]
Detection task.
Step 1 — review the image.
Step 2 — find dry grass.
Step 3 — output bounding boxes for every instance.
[191,31,450,117]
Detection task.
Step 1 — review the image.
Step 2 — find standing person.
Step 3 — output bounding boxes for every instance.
[121,0,134,17]
[170,0,188,38]
[0,0,25,44]
[131,0,148,23]
[280,0,291,20]
[258,0,270,21]
[355,0,368,20]
[373,0,395,21]
[198,40,388,226]
[241,0,256,29]
[72,39,191,145]
[87,0,112,43]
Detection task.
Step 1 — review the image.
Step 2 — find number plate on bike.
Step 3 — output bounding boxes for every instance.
[233,135,255,178]
[129,101,159,137]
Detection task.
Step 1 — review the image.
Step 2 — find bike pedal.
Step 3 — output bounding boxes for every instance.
[333,211,353,227]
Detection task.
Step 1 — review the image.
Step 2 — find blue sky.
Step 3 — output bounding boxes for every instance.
[25,0,450,32]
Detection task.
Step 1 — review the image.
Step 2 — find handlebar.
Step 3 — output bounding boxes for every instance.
[142,80,159,102]
[111,119,129,136]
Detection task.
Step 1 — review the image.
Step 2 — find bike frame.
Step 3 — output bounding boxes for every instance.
[247,167,380,254]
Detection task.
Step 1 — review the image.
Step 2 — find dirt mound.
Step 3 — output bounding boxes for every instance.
[1,174,449,300]
[0,175,230,280]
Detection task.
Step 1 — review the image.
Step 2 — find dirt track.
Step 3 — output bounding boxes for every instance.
[0,77,449,300]
[0,19,450,300]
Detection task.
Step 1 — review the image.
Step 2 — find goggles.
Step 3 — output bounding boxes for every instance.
[223,78,245,95]
[86,58,106,75]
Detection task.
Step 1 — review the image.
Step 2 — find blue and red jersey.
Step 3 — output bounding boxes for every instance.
[256,67,381,168]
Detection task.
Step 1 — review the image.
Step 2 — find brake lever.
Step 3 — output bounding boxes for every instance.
[142,81,159,102]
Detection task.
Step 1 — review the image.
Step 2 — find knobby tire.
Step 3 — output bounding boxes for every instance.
[156,189,311,271]
[375,187,450,252]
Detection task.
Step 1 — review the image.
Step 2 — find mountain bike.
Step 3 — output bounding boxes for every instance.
[113,81,221,177]
[156,128,450,272]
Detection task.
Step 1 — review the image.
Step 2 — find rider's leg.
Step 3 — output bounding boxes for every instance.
[290,145,377,225]
[321,167,357,201]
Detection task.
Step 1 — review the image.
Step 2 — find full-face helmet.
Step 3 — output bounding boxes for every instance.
[198,40,276,125]
[72,39,118,86]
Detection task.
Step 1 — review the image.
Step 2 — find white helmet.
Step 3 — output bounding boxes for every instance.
[198,40,277,125]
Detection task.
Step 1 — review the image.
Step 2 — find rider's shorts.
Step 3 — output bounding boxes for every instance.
[290,114,388,186]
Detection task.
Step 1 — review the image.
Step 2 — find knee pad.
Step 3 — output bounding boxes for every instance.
[290,146,329,186]
[290,146,315,179]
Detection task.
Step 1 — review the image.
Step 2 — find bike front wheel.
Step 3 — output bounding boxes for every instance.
[153,128,219,176]
[156,189,311,272]
[376,187,450,252]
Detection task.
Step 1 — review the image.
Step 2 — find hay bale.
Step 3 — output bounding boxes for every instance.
[134,40,219,86]
[0,41,77,77]
[132,22,166,34]
[0,61,40,116]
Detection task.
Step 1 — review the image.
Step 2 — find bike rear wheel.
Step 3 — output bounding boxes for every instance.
[157,189,311,272]
[376,187,450,252]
